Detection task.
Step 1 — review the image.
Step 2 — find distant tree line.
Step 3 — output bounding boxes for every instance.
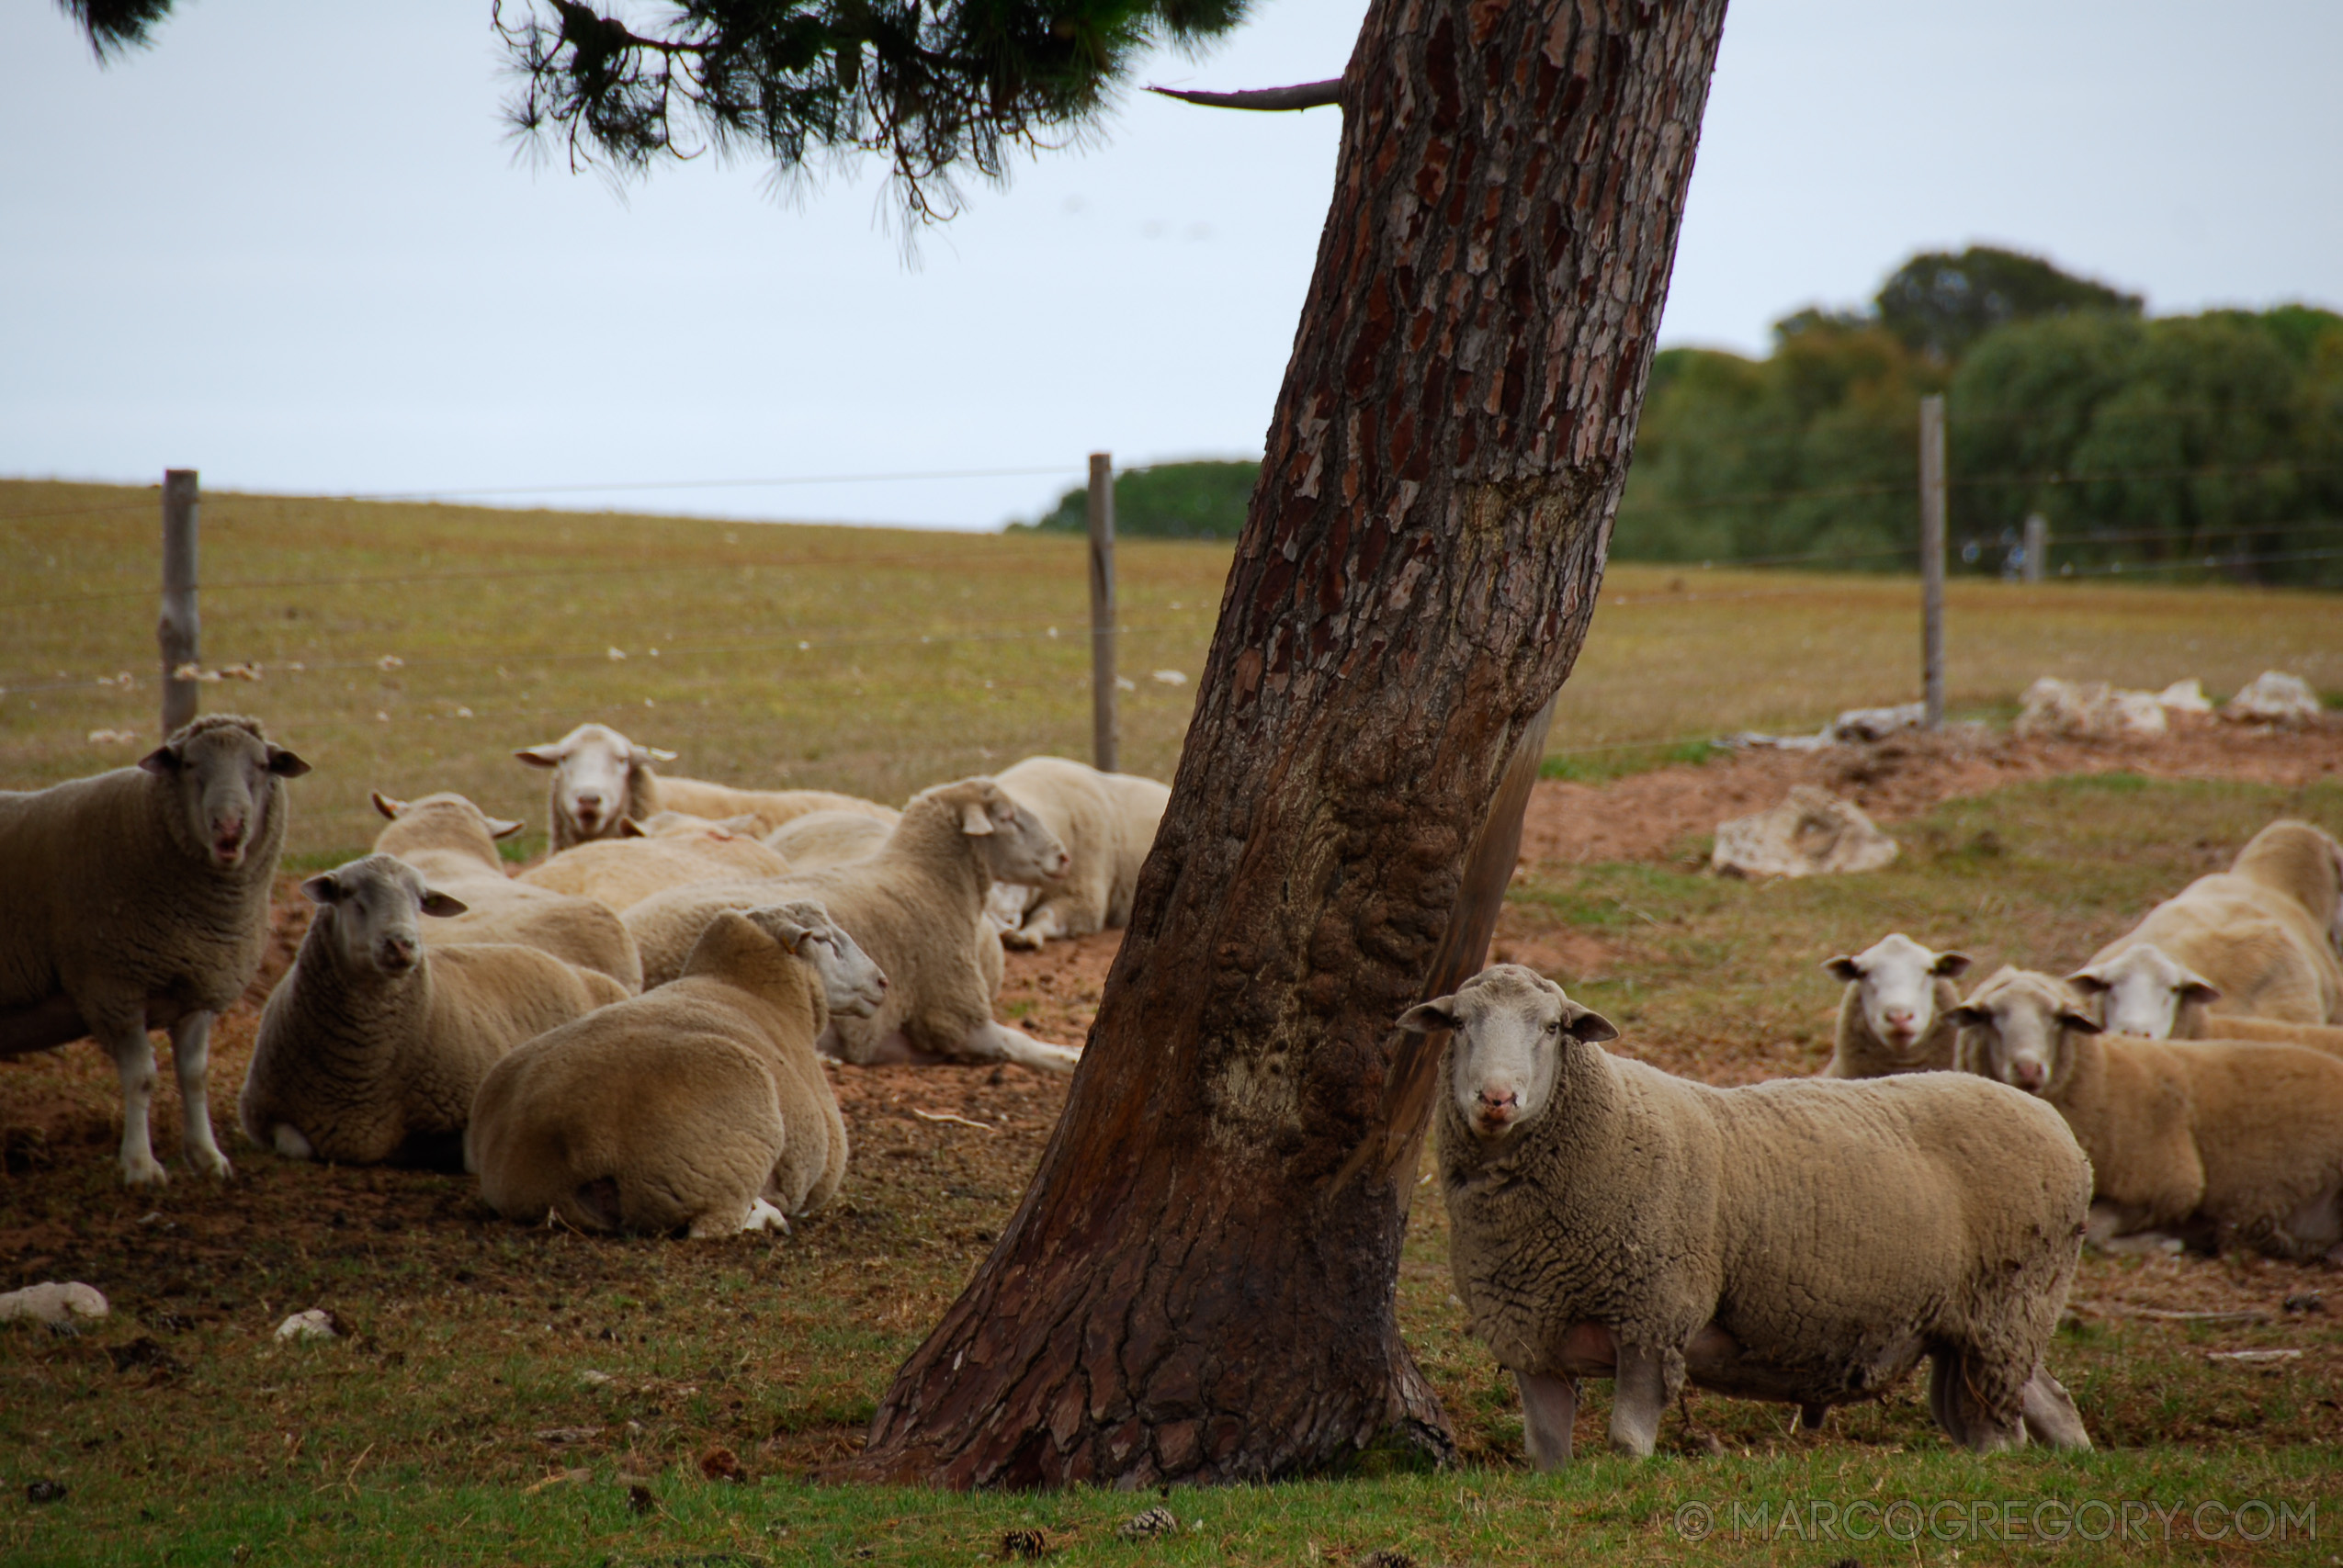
[1613,247,2343,585]
[1011,460,1261,539]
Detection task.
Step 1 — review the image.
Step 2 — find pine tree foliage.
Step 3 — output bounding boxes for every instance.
[55,0,177,60]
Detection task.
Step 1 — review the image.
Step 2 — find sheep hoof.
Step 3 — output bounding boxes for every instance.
[120,1156,168,1187]
[188,1145,233,1180]
[742,1200,791,1235]
[272,1124,316,1161]
[1001,928,1045,952]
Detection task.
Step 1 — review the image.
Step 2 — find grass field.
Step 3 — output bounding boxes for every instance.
[6,478,2339,858]
[6,479,2343,1565]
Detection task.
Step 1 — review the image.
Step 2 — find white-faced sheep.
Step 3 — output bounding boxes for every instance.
[515,723,897,849]
[240,855,628,1168]
[623,778,1080,1073]
[370,792,642,990]
[468,901,885,1235]
[1421,964,2092,1467]
[1818,933,1973,1077]
[1,715,309,1184]
[516,816,791,911]
[2082,819,2343,1029]
[987,757,1172,950]
[1952,965,2343,1261]
[2067,942,2343,1058]
[764,808,892,872]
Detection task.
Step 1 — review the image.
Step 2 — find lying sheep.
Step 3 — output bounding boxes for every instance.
[2083,820,2343,1028]
[624,778,1080,1073]
[1952,966,2343,1260]
[1422,964,2091,1466]
[1,715,309,1184]
[469,902,884,1235]
[989,756,1172,949]
[764,808,892,872]
[516,816,792,911]
[515,723,897,849]
[371,792,642,990]
[1818,933,1972,1077]
[240,855,628,1168]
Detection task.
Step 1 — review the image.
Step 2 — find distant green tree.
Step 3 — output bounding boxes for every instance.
[1875,246,2142,363]
[1013,460,1260,538]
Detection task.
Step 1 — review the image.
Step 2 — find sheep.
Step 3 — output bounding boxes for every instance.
[1951,965,2343,1261]
[515,722,897,849]
[370,792,642,990]
[1420,964,2092,1467]
[764,808,892,872]
[1,715,309,1185]
[467,901,885,1235]
[987,756,1172,950]
[2082,819,2343,1029]
[240,855,629,1168]
[1818,933,1973,1077]
[516,816,792,911]
[623,777,1081,1073]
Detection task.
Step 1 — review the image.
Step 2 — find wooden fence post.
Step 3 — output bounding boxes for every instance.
[1088,453,1117,774]
[160,468,200,737]
[2022,513,2047,584]
[1918,397,1946,728]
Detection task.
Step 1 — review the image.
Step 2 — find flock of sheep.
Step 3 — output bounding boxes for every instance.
[6,710,2341,1474]
[0,716,1167,1236]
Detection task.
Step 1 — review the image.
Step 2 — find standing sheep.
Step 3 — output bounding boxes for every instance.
[468,902,885,1235]
[622,778,1080,1073]
[987,756,1172,950]
[515,723,897,849]
[1,715,309,1184]
[370,792,642,990]
[1817,933,1973,1077]
[2082,819,2343,1028]
[1951,966,2343,1260]
[1421,964,2092,1466]
[240,855,628,1168]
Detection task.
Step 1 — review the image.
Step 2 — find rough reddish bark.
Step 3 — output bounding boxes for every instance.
[846,0,1728,1488]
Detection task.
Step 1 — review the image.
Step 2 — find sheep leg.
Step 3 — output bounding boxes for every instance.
[167,1010,232,1179]
[956,1021,1081,1076]
[94,1015,166,1186]
[2085,1202,2184,1256]
[1607,1346,1669,1458]
[1927,1348,2024,1453]
[1796,1404,1828,1431]
[999,904,1065,952]
[1514,1371,1578,1470]
[2020,1370,2091,1450]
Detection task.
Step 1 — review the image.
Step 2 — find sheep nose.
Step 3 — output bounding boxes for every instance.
[1885,1008,1913,1027]
[1477,1089,1519,1115]
[2012,1059,2046,1090]
[382,937,418,968]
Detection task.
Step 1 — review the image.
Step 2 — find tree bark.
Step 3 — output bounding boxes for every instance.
[846,0,1727,1489]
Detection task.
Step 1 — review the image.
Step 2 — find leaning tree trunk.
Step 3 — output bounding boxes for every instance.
[847,0,1728,1488]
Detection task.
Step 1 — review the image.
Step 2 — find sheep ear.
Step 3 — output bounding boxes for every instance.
[370,791,406,820]
[301,872,342,905]
[419,890,469,919]
[265,745,311,778]
[960,801,997,836]
[2064,967,2111,996]
[514,743,565,767]
[617,818,650,839]
[486,815,525,840]
[2058,1008,2103,1035]
[1932,951,1973,978]
[1562,1004,1620,1044]
[1396,998,1459,1033]
[745,907,812,953]
[1944,1004,1987,1029]
[2179,976,2222,1004]
[137,743,182,775]
[641,746,678,763]
[1822,955,1862,983]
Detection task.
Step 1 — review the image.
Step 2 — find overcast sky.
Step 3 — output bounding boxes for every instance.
[5,1,2338,529]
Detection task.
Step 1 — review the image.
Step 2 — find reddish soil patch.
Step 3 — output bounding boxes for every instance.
[1518,717,2343,867]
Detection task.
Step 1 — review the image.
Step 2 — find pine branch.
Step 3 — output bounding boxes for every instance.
[1146,78,1342,111]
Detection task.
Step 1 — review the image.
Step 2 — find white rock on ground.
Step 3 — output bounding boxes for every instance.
[275,1309,339,1342]
[1713,786,1899,878]
[0,1282,109,1325]
[2223,671,2323,726]
[2014,678,2170,739]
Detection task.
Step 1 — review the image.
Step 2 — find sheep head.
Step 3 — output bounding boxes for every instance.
[1401,964,1617,1140]
[1948,966,2100,1095]
[139,713,309,869]
[936,779,1070,887]
[301,854,467,977]
[1822,932,1971,1052]
[515,723,673,842]
[2066,944,2219,1039]
[746,900,889,1018]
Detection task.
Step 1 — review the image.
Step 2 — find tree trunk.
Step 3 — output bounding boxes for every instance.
[846,0,1727,1488]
